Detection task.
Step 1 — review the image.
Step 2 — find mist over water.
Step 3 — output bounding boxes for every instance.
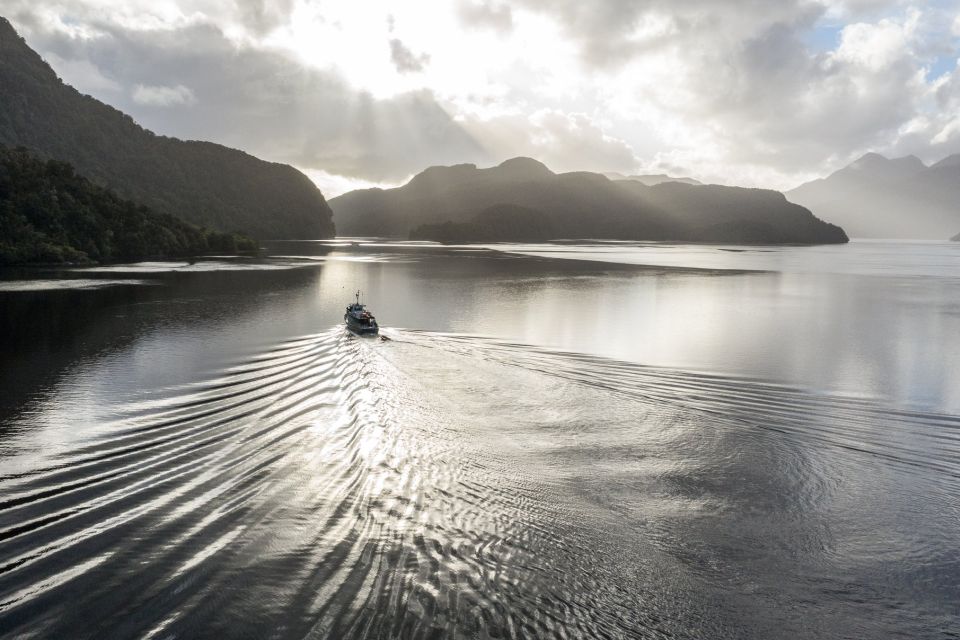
[1,240,959,638]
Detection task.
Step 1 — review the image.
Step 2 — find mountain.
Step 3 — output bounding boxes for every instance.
[0,17,333,240]
[332,157,847,244]
[410,204,561,243]
[0,145,256,264]
[788,152,960,239]
[952,231,959,242]
[604,172,703,186]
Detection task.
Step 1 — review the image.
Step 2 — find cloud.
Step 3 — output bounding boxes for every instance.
[507,0,959,186]
[300,168,401,198]
[922,63,960,148]
[460,109,640,174]
[833,10,918,70]
[5,0,960,193]
[389,38,429,74]
[234,0,294,35]
[660,13,932,183]
[456,1,514,33]
[132,83,196,106]
[9,16,487,182]
[43,53,121,94]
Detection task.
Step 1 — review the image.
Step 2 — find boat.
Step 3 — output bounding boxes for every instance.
[344,290,379,336]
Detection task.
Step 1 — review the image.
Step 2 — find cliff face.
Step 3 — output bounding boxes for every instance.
[334,157,848,244]
[0,17,334,240]
[788,152,960,240]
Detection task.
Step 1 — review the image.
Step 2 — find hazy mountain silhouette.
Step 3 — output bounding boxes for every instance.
[410,204,560,243]
[952,231,959,241]
[788,152,960,239]
[333,157,847,244]
[0,17,334,240]
[604,172,702,186]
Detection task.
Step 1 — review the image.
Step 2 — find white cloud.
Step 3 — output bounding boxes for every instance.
[131,83,197,106]
[301,169,402,198]
[833,10,917,71]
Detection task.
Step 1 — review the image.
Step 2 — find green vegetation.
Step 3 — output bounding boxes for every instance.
[411,204,558,243]
[0,17,334,240]
[0,145,257,265]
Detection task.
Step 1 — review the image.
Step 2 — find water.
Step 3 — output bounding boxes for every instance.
[0,240,958,638]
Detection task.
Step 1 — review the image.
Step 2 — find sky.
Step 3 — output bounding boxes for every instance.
[5,0,960,196]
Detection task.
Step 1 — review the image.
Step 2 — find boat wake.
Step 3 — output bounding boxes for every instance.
[0,328,957,638]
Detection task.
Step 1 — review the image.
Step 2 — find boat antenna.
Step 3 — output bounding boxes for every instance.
[355,290,361,305]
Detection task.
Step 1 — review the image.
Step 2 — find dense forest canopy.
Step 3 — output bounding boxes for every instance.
[0,17,334,240]
[0,145,257,264]
[410,204,560,243]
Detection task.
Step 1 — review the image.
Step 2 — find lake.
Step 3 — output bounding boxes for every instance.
[0,239,958,638]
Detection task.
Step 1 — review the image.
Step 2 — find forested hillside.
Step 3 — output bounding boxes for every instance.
[0,17,334,240]
[0,145,256,264]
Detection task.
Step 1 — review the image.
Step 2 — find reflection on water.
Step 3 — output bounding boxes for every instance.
[499,238,960,278]
[0,279,157,292]
[0,240,958,638]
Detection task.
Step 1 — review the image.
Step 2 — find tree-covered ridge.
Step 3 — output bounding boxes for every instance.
[0,145,257,265]
[334,157,848,244]
[410,204,559,243]
[0,17,334,240]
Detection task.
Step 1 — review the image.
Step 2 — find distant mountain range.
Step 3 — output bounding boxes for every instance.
[0,17,334,240]
[332,157,847,244]
[788,152,960,239]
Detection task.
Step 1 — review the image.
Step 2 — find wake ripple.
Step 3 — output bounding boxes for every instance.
[0,330,677,638]
[397,330,960,483]
[0,329,956,638]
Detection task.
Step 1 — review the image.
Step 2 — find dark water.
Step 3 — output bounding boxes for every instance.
[0,240,958,638]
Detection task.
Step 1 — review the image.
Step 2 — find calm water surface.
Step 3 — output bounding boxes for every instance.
[0,239,958,638]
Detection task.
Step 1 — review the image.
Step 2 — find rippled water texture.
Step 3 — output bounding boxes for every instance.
[1,241,958,638]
